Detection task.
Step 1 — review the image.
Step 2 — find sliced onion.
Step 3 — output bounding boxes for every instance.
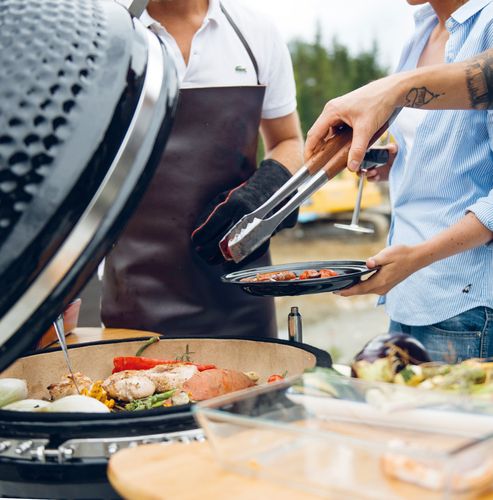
[48,395,110,413]
[0,378,28,408]
[2,399,51,412]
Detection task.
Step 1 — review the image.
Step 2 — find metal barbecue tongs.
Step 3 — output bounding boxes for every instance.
[220,109,401,263]
[116,0,149,17]
[53,313,81,394]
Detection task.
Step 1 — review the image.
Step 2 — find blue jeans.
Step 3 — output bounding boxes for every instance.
[389,307,493,363]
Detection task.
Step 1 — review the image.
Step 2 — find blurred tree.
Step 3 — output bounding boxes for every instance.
[289,26,388,135]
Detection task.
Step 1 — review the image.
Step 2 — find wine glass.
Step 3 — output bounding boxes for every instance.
[334,145,390,234]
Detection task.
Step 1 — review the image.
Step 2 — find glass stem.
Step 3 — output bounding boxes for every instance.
[351,173,365,226]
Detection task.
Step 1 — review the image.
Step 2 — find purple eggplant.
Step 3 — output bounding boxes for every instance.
[351,333,431,382]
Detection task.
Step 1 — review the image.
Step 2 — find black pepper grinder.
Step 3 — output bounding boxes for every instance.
[288,306,303,343]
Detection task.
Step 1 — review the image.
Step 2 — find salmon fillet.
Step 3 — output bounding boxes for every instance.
[182,369,255,401]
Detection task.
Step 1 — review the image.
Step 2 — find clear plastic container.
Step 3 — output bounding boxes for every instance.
[194,370,493,499]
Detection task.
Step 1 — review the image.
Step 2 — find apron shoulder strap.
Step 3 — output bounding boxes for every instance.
[219,3,261,85]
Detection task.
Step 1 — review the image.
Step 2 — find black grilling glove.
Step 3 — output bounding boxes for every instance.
[191,159,298,265]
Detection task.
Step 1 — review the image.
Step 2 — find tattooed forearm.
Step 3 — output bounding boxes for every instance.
[466,50,493,110]
[404,87,444,108]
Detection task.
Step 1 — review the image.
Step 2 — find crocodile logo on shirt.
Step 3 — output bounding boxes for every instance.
[235,65,247,73]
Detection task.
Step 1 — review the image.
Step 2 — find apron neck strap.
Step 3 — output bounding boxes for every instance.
[219,2,261,85]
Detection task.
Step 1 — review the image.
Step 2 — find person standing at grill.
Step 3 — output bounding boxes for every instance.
[306,0,493,362]
[101,0,303,338]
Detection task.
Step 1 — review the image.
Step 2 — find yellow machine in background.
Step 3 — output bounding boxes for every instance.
[299,170,388,232]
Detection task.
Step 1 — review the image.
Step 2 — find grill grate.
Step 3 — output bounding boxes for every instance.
[0,0,107,245]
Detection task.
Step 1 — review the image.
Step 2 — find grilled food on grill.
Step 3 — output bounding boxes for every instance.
[47,373,93,400]
[102,371,156,402]
[5,340,280,412]
[103,364,199,402]
[41,360,262,411]
[182,368,255,401]
[241,268,339,283]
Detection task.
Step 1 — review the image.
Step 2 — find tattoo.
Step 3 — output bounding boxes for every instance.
[404,87,444,108]
[466,50,493,110]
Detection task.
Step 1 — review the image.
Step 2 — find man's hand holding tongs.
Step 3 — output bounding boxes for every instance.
[191,159,298,264]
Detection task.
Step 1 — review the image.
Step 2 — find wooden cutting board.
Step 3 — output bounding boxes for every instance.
[108,441,321,500]
[108,435,493,500]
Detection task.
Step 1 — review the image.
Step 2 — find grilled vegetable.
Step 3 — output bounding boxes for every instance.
[294,367,363,400]
[2,399,51,412]
[125,390,176,411]
[393,365,425,386]
[267,371,288,383]
[81,381,115,409]
[48,395,110,413]
[171,391,190,406]
[112,356,216,374]
[135,337,159,357]
[0,378,28,408]
[351,334,431,382]
[113,357,183,373]
[244,371,260,383]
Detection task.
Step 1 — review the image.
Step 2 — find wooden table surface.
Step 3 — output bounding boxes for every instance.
[66,327,159,345]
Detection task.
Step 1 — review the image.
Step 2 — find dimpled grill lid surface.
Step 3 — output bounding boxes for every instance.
[0,0,109,244]
[0,0,178,369]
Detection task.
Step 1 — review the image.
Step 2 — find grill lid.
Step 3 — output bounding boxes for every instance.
[0,0,178,370]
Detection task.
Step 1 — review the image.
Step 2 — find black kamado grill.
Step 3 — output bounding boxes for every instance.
[0,1,332,498]
[0,0,177,369]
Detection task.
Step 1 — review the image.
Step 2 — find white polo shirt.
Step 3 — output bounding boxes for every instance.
[141,0,297,120]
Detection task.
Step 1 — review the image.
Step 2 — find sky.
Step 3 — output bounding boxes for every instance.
[247,0,419,70]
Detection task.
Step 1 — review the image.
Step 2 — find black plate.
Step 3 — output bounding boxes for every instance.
[222,260,376,297]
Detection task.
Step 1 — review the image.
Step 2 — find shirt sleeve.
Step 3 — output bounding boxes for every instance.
[466,14,493,231]
[259,23,297,120]
[466,110,493,231]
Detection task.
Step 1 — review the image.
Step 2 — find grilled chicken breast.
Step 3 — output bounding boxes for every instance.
[47,372,93,400]
[102,364,199,402]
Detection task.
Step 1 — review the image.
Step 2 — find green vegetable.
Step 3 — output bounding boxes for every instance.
[135,337,159,357]
[469,384,493,399]
[125,390,176,411]
[0,378,28,408]
[176,344,195,362]
[419,365,486,391]
[291,367,362,400]
[352,358,395,383]
[393,365,424,386]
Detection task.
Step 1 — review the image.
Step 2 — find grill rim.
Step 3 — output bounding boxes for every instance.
[0,335,332,425]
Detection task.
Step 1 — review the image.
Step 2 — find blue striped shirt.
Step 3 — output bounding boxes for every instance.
[382,0,493,325]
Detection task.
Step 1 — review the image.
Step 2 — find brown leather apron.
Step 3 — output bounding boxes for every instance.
[101,7,276,338]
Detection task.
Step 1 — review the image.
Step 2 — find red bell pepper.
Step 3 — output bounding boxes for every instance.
[194,364,216,372]
[112,356,216,374]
